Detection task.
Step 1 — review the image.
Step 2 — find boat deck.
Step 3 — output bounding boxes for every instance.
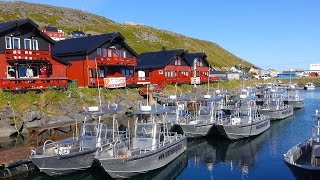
[296,152,312,166]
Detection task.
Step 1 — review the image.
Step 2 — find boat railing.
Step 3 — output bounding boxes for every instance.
[284,139,311,164]
[116,133,184,158]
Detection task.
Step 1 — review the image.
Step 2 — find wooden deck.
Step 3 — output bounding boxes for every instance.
[27,121,80,146]
[0,146,34,168]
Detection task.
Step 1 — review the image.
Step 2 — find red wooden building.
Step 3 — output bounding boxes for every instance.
[136,49,216,88]
[42,26,65,41]
[52,32,141,88]
[0,19,69,91]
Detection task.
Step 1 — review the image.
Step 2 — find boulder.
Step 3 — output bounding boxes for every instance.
[22,110,42,122]
[0,125,17,138]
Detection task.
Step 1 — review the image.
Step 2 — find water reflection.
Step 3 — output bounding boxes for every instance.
[180,130,270,179]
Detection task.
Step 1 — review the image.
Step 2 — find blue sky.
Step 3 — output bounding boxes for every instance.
[8,0,320,70]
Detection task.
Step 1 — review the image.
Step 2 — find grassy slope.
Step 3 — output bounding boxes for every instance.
[0,1,254,68]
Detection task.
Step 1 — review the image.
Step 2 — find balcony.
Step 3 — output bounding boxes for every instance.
[4,49,51,61]
[95,48,137,66]
[0,78,68,91]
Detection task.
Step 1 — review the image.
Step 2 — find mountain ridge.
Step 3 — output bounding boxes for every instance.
[0,1,256,69]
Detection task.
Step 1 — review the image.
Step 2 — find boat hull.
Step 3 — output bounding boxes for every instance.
[179,124,214,138]
[284,139,320,180]
[96,137,187,179]
[259,107,293,120]
[284,100,304,109]
[285,160,320,180]
[30,149,96,176]
[212,118,270,140]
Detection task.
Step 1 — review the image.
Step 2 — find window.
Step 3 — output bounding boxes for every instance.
[122,51,127,58]
[5,37,12,49]
[96,48,101,56]
[24,39,32,50]
[102,48,107,57]
[32,39,38,50]
[99,68,105,78]
[107,49,112,57]
[13,37,20,49]
[159,70,163,74]
[121,68,134,77]
[89,69,98,78]
[174,59,181,65]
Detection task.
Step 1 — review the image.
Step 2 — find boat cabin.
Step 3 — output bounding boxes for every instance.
[0,19,69,90]
[132,105,169,150]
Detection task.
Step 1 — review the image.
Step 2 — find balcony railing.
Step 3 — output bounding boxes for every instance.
[96,55,137,66]
[89,77,150,88]
[4,49,51,60]
[0,78,68,91]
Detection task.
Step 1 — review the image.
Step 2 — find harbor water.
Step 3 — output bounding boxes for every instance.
[19,88,320,179]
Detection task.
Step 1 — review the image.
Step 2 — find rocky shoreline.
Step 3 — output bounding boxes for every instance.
[0,88,163,140]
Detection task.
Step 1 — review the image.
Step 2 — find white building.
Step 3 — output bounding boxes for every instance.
[310,64,320,71]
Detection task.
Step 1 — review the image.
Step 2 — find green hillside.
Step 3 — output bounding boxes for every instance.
[0,1,255,68]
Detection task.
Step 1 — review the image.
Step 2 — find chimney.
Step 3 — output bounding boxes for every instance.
[162,46,166,51]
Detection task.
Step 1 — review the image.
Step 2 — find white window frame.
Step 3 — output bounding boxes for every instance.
[159,70,163,74]
[12,37,20,49]
[24,39,32,50]
[32,39,39,50]
[5,37,12,49]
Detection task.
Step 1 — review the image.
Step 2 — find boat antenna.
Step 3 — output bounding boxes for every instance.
[175,83,178,96]
[94,57,102,108]
[207,64,210,94]
[146,84,149,106]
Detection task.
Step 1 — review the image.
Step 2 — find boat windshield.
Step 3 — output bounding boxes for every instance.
[135,124,160,138]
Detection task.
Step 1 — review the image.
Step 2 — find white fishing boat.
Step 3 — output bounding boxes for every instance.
[304,82,315,90]
[29,105,124,176]
[284,110,320,179]
[94,105,187,179]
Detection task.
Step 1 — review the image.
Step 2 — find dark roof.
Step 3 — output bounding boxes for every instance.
[210,70,225,74]
[137,49,184,70]
[185,52,209,66]
[52,32,137,57]
[0,18,56,44]
[70,30,85,35]
[44,26,58,32]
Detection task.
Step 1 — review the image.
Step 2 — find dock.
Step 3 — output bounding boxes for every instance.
[0,121,80,179]
[0,146,35,179]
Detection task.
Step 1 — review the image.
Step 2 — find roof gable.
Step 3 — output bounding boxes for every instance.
[52,32,137,57]
[44,26,58,32]
[185,53,210,67]
[0,18,56,44]
[137,49,185,70]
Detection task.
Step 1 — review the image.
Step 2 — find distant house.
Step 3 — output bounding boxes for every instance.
[226,72,240,80]
[209,70,225,80]
[136,49,212,87]
[249,67,261,75]
[42,26,65,41]
[0,19,69,90]
[137,49,189,86]
[69,30,86,38]
[185,52,212,82]
[277,71,297,79]
[52,32,138,88]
